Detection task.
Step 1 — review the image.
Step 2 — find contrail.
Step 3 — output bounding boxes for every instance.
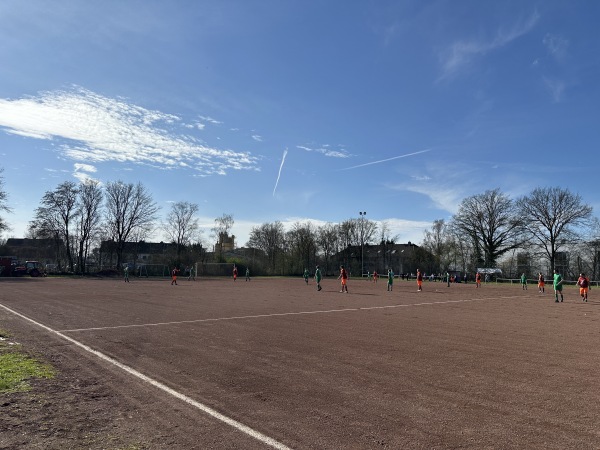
[272,148,288,196]
[339,149,430,171]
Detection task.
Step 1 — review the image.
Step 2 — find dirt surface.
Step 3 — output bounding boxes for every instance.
[1,276,600,449]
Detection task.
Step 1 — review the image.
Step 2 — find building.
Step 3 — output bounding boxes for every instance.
[214,232,235,259]
[334,242,425,276]
[3,238,61,264]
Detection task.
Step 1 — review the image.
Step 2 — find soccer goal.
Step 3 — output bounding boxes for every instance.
[136,264,169,278]
[197,262,234,277]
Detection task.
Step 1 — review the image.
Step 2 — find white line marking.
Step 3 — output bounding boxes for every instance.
[0,302,292,450]
[59,295,527,333]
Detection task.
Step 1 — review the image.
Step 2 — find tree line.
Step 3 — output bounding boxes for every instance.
[421,187,597,280]
[0,169,597,279]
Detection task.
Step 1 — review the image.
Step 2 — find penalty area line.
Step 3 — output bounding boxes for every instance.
[0,302,292,450]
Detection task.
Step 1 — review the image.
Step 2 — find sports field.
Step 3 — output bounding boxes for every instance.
[1,276,599,449]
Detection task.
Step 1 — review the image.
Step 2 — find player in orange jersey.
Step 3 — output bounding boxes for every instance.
[338,265,349,293]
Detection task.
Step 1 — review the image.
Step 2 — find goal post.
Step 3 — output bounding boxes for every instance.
[135,264,169,277]
[197,262,234,277]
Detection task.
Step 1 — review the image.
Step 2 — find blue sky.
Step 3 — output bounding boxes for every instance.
[1,0,599,247]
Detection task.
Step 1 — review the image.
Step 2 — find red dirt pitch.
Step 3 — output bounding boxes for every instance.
[1,276,600,449]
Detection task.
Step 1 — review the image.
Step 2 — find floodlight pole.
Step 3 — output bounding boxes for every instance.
[359,211,366,277]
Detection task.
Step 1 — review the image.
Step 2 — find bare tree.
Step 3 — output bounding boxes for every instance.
[338,218,377,272]
[447,226,474,274]
[105,181,159,269]
[339,218,378,247]
[31,181,79,271]
[451,188,524,268]
[515,187,593,274]
[212,213,234,237]
[163,201,200,260]
[317,223,339,276]
[75,180,103,274]
[338,219,356,247]
[338,220,356,269]
[377,221,398,272]
[422,219,451,272]
[286,221,318,274]
[0,168,11,234]
[247,221,285,274]
[363,219,378,244]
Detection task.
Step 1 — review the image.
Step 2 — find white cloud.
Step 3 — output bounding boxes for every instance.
[198,115,222,125]
[73,162,99,184]
[297,144,350,158]
[382,218,432,244]
[543,33,569,62]
[72,171,96,184]
[0,87,259,176]
[74,163,97,173]
[385,160,479,214]
[438,11,540,80]
[252,134,263,142]
[412,175,431,181]
[543,77,565,103]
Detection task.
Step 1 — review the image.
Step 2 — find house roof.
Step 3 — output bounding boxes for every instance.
[99,240,178,254]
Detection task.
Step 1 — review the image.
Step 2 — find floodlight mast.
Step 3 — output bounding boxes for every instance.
[359,211,366,277]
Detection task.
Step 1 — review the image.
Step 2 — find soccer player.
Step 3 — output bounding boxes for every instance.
[171,266,179,285]
[233,265,238,281]
[553,269,564,302]
[520,273,527,290]
[303,268,310,285]
[475,272,482,288]
[338,265,349,293]
[416,268,423,292]
[577,273,590,302]
[245,267,250,281]
[373,270,378,283]
[314,265,322,291]
[387,268,394,291]
[538,272,545,293]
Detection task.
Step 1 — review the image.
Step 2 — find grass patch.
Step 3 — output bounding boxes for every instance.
[0,329,56,394]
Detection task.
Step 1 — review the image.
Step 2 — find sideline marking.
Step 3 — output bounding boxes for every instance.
[59,295,527,333]
[0,302,292,450]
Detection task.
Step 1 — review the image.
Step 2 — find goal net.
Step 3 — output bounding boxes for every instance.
[197,262,234,277]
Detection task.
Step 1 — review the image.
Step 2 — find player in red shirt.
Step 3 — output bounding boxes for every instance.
[577,273,590,302]
[171,267,179,285]
[338,265,349,293]
[416,269,423,292]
